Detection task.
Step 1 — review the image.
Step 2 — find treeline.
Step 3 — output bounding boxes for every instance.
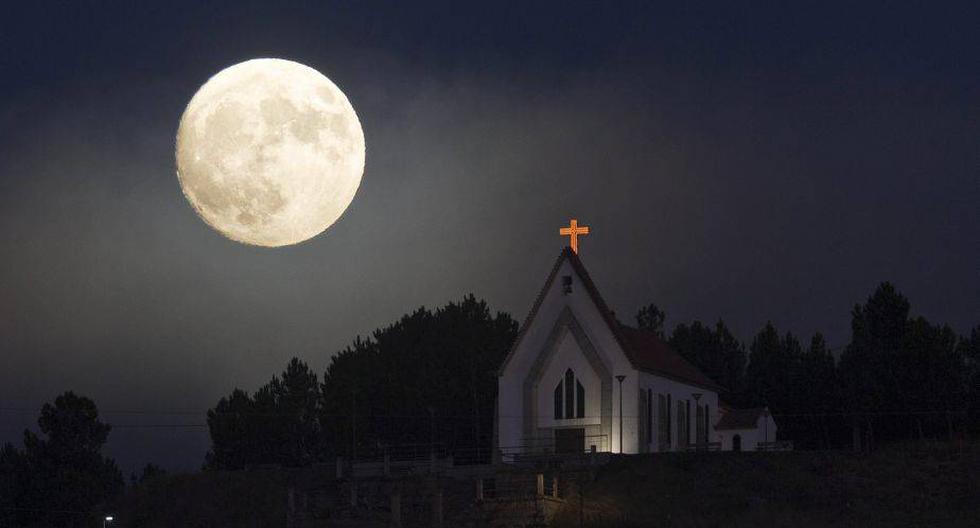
[0,393,124,528]
[206,283,978,469]
[204,295,518,469]
[644,282,979,450]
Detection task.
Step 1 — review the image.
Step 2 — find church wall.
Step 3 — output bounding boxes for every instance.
[497,257,734,456]
[637,372,719,453]
[716,415,778,451]
[498,259,635,454]
[613,369,641,453]
[535,331,602,429]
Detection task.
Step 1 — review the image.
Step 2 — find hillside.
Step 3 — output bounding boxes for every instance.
[114,442,979,527]
[553,442,979,527]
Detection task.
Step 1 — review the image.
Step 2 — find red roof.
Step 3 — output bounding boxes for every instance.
[499,247,723,392]
[616,324,722,391]
[715,407,767,430]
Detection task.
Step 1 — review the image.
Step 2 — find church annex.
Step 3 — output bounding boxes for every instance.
[496,243,777,456]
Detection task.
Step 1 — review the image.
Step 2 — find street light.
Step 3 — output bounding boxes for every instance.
[104,516,114,528]
[615,375,626,453]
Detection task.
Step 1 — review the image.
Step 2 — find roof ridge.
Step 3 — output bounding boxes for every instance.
[498,247,723,393]
[496,247,574,375]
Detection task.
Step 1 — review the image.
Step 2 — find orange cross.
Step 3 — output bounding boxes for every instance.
[559,219,590,254]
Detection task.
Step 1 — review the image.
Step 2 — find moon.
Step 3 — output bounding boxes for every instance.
[175,58,365,247]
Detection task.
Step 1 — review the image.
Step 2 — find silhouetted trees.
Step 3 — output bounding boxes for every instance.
[130,463,167,486]
[205,358,321,469]
[203,282,975,469]
[205,295,517,469]
[635,303,667,338]
[320,295,517,459]
[0,392,123,527]
[668,319,747,401]
[839,283,968,448]
[744,323,803,413]
[638,282,976,450]
[961,327,980,435]
[795,333,843,448]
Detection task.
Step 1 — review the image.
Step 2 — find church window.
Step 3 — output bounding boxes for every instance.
[696,404,704,444]
[677,400,687,446]
[564,369,575,419]
[554,369,586,420]
[704,404,710,443]
[646,389,653,445]
[562,275,573,294]
[686,400,692,445]
[658,394,668,450]
[554,381,563,419]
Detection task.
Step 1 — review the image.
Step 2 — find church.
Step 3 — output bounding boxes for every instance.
[496,220,777,456]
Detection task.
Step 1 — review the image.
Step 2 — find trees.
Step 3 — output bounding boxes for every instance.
[205,295,518,467]
[200,287,971,466]
[132,463,167,485]
[639,304,749,399]
[667,319,747,400]
[205,359,321,469]
[796,333,842,448]
[0,442,25,526]
[839,282,972,448]
[319,295,518,458]
[635,303,667,338]
[2,392,123,527]
[839,282,910,422]
[742,323,836,445]
[744,322,802,410]
[960,326,980,434]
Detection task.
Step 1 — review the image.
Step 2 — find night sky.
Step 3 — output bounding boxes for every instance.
[1,2,977,473]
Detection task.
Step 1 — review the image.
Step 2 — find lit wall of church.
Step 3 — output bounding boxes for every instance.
[535,331,602,428]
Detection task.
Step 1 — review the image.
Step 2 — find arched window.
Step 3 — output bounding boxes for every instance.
[554,381,563,419]
[553,369,586,420]
[564,369,575,419]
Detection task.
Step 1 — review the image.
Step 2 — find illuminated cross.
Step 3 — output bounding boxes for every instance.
[559,218,590,254]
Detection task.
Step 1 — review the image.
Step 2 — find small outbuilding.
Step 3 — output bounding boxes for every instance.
[714,406,780,451]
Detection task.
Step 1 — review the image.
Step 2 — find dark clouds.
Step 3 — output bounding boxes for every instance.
[1,1,977,472]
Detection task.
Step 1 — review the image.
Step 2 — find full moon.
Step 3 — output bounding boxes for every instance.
[175,58,365,247]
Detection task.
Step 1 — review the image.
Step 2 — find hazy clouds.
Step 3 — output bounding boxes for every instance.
[1,2,977,471]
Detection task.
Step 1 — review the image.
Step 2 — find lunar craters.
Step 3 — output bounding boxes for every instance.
[175,59,365,246]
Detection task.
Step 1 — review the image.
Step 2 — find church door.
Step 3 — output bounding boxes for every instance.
[732,434,742,452]
[555,428,585,454]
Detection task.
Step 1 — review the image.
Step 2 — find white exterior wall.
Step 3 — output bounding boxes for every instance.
[612,367,640,454]
[535,332,602,427]
[716,414,778,451]
[497,255,724,456]
[498,258,635,453]
[636,372,719,452]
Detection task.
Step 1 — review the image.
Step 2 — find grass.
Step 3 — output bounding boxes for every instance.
[115,469,287,527]
[551,441,979,527]
[113,442,978,527]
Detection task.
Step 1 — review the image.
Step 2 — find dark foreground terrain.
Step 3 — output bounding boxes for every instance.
[554,442,979,527]
[116,442,979,527]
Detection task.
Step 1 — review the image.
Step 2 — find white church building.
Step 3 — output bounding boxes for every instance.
[496,243,777,455]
